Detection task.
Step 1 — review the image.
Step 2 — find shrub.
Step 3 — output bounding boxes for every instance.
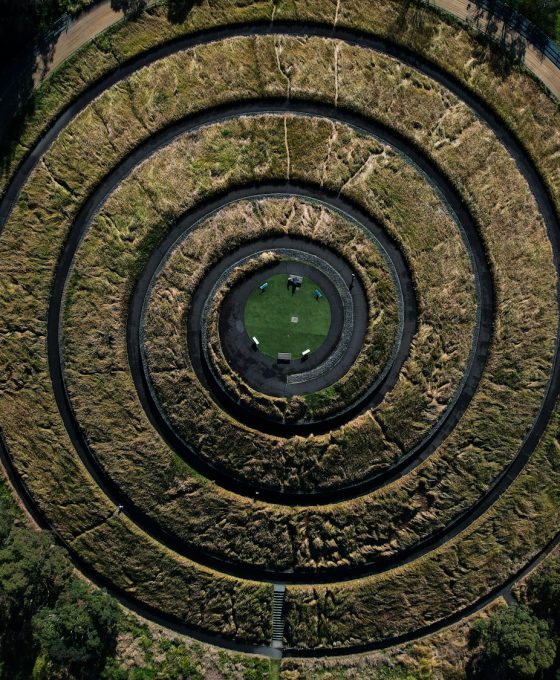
[473,605,556,679]
[32,579,121,679]
[528,557,560,631]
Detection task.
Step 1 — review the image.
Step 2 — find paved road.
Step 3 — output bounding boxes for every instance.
[0,2,123,138]
[3,0,559,103]
[29,1,560,102]
[37,2,560,101]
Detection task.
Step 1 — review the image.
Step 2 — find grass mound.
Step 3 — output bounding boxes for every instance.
[0,0,559,659]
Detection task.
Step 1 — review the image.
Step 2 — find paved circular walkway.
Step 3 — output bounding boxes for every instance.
[2,16,560,660]
[214,253,350,397]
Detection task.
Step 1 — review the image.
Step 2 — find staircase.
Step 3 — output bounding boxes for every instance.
[271,584,286,649]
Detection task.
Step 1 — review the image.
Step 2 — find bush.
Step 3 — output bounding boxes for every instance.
[0,519,120,679]
[32,579,121,679]
[528,557,560,631]
[473,605,556,679]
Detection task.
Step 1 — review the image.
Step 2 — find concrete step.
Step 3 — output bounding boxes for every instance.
[271,584,286,648]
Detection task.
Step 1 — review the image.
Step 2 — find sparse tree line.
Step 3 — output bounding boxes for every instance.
[502,0,560,41]
[0,0,557,68]
[0,486,120,679]
[0,0,95,60]
[1,466,559,679]
[0,1,199,62]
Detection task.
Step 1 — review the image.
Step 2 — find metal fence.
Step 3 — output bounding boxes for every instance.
[36,12,72,53]
[427,0,560,68]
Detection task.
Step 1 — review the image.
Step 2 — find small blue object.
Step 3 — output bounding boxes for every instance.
[314,289,322,300]
[259,282,269,291]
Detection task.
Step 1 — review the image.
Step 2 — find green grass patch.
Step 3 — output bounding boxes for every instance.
[244,272,331,358]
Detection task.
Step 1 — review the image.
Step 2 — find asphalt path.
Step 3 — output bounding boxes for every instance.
[46,97,491,577]
[118,110,487,505]
[0,22,559,656]
[1,427,558,659]
[138,189,412,438]
[213,250,356,397]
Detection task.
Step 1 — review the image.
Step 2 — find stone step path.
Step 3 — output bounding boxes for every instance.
[271,584,286,649]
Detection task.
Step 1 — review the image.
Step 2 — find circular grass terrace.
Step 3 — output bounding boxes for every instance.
[244,271,332,358]
[0,0,559,664]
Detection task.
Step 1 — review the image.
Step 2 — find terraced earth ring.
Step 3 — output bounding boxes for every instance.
[1,11,560,660]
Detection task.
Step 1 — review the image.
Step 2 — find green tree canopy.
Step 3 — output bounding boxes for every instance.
[528,557,560,630]
[32,579,121,679]
[0,525,73,677]
[474,605,556,679]
[503,0,560,41]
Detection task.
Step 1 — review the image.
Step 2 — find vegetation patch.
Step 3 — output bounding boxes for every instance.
[148,195,398,426]
[243,271,332,358]
[0,0,559,660]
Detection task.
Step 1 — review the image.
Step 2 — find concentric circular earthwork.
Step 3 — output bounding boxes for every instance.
[0,0,559,660]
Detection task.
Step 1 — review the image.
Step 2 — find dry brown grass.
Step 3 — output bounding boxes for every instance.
[1,34,552,580]
[0,0,558,649]
[60,112,479,573]
[284,402,560,648]
[63,112,474,498]
[147,197,399,423]
[55,36,554,576]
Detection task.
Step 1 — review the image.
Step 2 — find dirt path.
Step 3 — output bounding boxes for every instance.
[431,0,560,99]
[34,1,123,86]
[27,0,560,100]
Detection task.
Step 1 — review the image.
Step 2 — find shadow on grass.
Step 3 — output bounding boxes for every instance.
[0,29,57,190]
[167,0,204,24]
[388,0,439,53]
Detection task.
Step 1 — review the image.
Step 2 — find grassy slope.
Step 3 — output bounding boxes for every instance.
[57,33,551,575]
[0,0,558,650]
[285,403,560,648]
[62,110,476,571]
[61,105,474,496]
[149,197,398,425]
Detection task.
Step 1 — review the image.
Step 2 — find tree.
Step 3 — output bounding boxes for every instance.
[0,525,73,676]
[32,579,120,679]
[502,0,560,41]
[0,0,57,59]
[528,557,560,630]
[110,0,146,17]
[473,605,556,679]
[167,0,203,24]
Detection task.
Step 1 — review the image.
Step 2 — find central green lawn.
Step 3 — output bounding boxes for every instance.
[244,273,332,358]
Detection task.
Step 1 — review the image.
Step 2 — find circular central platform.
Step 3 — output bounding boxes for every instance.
[244,271,332,358]
[213,245,358,401]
